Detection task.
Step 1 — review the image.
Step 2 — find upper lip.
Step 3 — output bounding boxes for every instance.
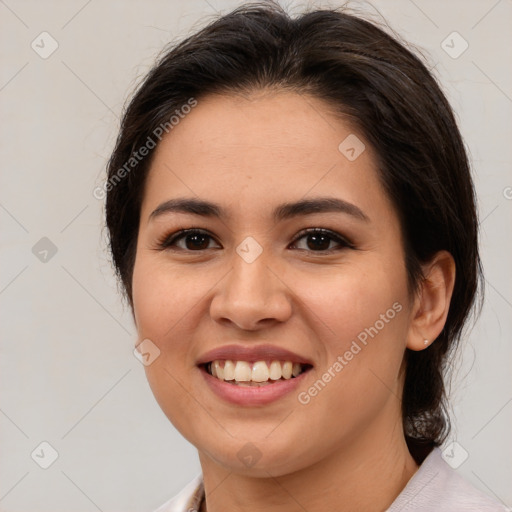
[196,344,314,366]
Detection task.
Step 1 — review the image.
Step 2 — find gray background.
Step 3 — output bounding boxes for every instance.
[0,0,511,510]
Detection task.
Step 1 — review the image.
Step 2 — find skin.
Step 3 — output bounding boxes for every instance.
[131,90,456,512]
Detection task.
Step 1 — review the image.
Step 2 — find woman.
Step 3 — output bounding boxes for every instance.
[104,2,506,511]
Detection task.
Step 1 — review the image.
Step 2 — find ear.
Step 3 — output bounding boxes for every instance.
[406,250,456,351]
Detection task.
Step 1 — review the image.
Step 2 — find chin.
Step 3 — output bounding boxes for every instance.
[197,436,313,478]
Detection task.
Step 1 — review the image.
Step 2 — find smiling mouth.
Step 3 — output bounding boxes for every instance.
[202,360,313,386]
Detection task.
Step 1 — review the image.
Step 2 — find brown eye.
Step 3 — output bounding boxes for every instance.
[291,228,353,252]
[158,229,220,251]
[157,227,353,253]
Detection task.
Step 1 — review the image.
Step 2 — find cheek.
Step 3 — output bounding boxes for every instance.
[131,254,196,398]
[292,263,409,401]
[132,255,203,434]
[296,260,408,345]
[132,254,204,340]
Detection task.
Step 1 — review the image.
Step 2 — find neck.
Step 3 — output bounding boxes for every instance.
[198,417,419,512]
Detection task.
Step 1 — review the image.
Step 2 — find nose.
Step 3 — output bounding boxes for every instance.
[209,249,293,331]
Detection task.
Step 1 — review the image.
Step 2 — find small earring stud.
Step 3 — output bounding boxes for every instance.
[424,339,429,345]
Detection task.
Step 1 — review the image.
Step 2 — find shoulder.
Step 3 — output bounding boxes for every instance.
[388,447,508,512]
[152,473,203,512]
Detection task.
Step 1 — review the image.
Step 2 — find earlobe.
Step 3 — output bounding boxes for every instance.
[406,250,456,351]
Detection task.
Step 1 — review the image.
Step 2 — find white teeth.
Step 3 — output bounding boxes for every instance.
[207,359,307,383]
[234,361,252,381]
[282,361,293,379]
[223,360,235,380]
[269,360,282,380]
[213,360,224,380]
[252,361,270,382]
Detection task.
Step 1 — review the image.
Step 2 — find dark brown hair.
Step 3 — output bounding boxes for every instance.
[105,1,482,461]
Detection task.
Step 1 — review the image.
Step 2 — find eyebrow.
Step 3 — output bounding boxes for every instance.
[149,196,370,223]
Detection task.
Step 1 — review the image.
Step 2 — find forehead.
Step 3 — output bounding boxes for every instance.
[153,90,359,164]
[141,91,391,224]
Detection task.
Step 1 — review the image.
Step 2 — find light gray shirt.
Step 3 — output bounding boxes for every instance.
[153,447,508,511]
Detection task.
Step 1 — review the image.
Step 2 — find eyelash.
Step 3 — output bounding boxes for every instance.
[156,227,355,254]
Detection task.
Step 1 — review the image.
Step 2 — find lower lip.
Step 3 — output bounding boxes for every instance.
[199,366,311,406]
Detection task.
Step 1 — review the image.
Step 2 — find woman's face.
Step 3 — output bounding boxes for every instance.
[132,90,415,476]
